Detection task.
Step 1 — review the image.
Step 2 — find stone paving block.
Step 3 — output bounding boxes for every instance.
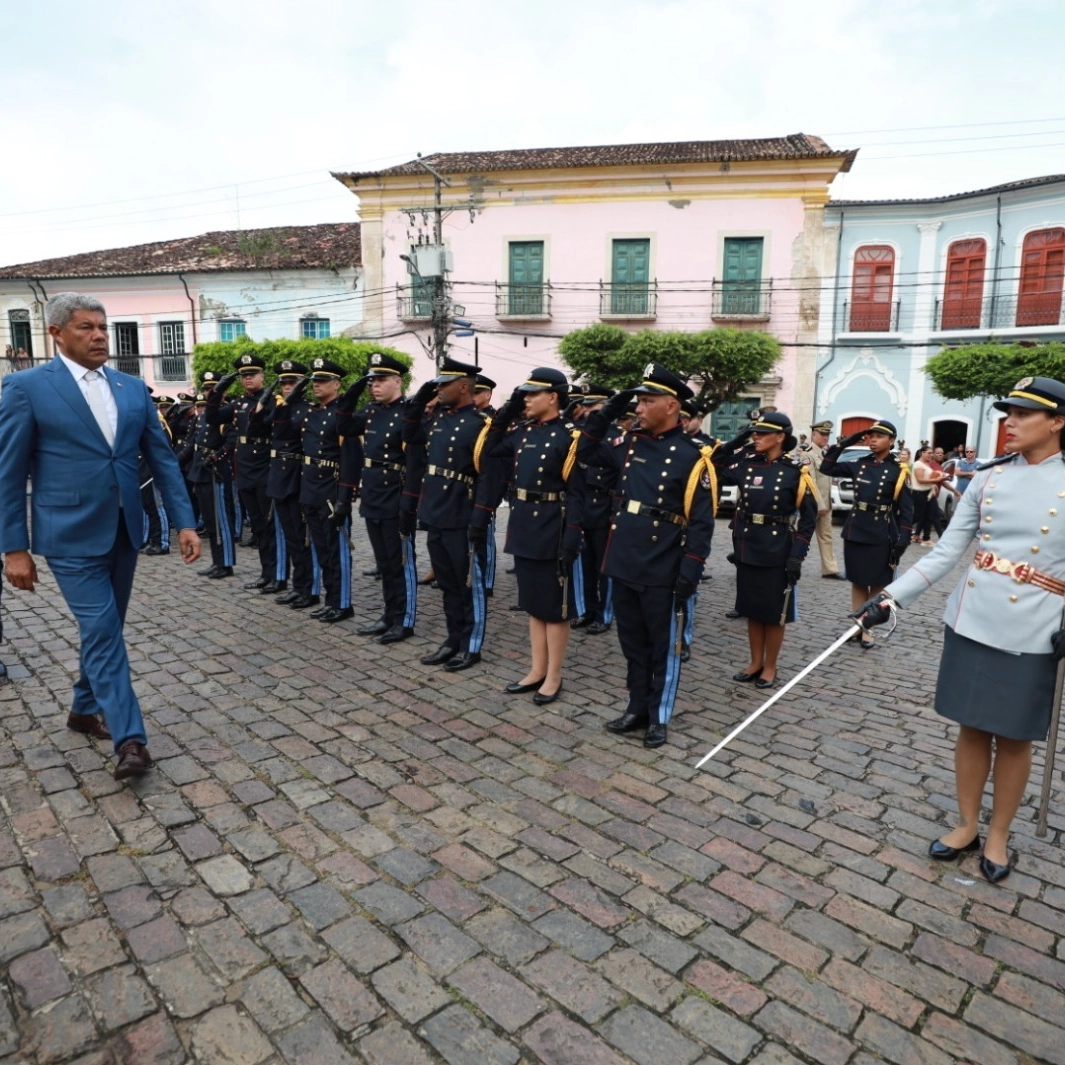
[600,1004,702,1065]
[40,883,94,929]
[25,834,81,881]
[146,952,226,1018]
[523,1011,629,1065]
[418,874,487,921]
[320,914,400,974]
[196,854,253,895]
[277,1013,363,1065]
[8,946,72,1008]
[240,964,310,1032]
[299,958,384,1031]
[375,845,439,885]
[256,852,317,894]
[137,849,196,892]
[964,990,1065,1065]
[23,993,98,1064]
[480,870,555,919]
[113,1011,187,1065]
[371,956,452,1023]
[670,996,762,1064]
[170,885,227,926]
[524,950,623,1024]
[754,1000,855,1065]
[61,917,127,976]
[65,813,120,857]
[354,881,425,925]
[0,910,53,964]
[195,916,269,980]
[0,866,36,916]
[84,963,157,1031]
[531,908,614,961]
[288,881,351,929]
[191,1004,273,1065]
[420,1004,520,1065]
[260,920,327,975]
[549,877,630,928]
[862,944,967,1013]
[921,1011,1021,1065]
[87,852,145,894]
[396,912,481,975]
[104,883,163,930]
[126,914,188,964]
[465,908,550,967]
[228,887,292,935]
[618,918,699,973]
[685,958,769,1017]
[432,842,497,881]
[598,947,684,1011]
[172,823,224,861]
[448,955,546,1031]
[782,909,868,964]
[360,1019,438,1065]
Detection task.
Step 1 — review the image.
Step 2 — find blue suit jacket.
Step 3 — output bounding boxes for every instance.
[0,357,195,557]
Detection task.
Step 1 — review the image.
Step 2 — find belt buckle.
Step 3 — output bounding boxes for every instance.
[975,551,996,571]
[626,499,641,515]
[1011,562,1033,584]
[751,513,765,525]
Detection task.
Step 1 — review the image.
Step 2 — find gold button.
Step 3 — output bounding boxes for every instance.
[651,535,658,542]
[989,483,996,488]
[1010,595,1018,603]
[985,498,993,504]
[984,516,993,524]
[967,579,976,587]
[1042,526,1050,534]
[1032,546,1041,554]
[1059,491,1065,498]
[982,533,991,540]
[1052,509,1059,516]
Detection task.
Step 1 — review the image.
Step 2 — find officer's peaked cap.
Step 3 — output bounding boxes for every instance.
[751,411,798,452]
[366,352,408,377]
[866,419,898,438]
[517,367,568,393]
[631,363,694,402]
[474,374,496,392]
[992,376,1065,416]
[575,380,615,403]
[431,357,480,385]
[308,358,346,380]
[274,360,309,378]
[233,353,266,373]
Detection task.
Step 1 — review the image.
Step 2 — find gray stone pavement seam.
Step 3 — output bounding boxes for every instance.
[0,519,1063,1064]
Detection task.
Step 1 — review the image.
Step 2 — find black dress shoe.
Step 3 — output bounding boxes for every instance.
[444,651,481,672]
[755,676,778,690]
[587,621,612,635]
[357,620,390,636]
[570,614,593,630]
[420,644,458,666]
[732,669,762,682]
[363,567,381,577]
[418,574,435,585]
[275,590,301,604]
[605,711,648,734]
[928,835,981,861]
[725,609,742,619]
[208,567,234,579]
[533,684,563,706]
[504,677,546,694]
[289,594,320,609]
[680,643,691,663]
[309,605,331,619]
[980,853,1012,883]
[245,577,270,590]
[643,723,667,748]
[318,606,355,623]
[142,545,170,556]
[822,572,847,580]
[378,625,414,644]
[200,565,220,577]
[260,580,286,594]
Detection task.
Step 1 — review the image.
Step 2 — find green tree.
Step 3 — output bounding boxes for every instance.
[924,341,1065,400]
[556,325,780,409]
[191,336,413,387]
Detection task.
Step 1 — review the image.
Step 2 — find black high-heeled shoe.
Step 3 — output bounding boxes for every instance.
[504,677,546,694]
[928,835,980,861]
[979,851,1012,883]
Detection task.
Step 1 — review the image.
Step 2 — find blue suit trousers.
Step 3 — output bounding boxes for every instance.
[47,517,144,751]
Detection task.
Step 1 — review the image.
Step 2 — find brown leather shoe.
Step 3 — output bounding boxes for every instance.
[113,740,153,780]
[67,713,111,740]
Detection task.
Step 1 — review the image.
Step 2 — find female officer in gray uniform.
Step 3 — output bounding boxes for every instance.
[858,377,1065,883]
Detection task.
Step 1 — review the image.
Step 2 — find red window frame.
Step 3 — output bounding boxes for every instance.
[941,239,986,329]
[1017,228,1065,327]
[850,246,895,331]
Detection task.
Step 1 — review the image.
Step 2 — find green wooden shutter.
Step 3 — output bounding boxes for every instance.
[611,239,650,314]
[508,242,544,315]
[722,238,763,314]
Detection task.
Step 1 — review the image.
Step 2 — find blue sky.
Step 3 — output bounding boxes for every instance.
[3,0,1063,265]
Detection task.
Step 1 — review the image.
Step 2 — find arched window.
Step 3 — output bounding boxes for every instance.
[1017,228,1065,326]
[850,246,895,331]
[941,239,986,329]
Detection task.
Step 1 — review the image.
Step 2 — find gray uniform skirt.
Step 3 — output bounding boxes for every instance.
[936,626,1055,741]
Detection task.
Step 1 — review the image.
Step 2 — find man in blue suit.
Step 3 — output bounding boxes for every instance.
[0,293,201,780]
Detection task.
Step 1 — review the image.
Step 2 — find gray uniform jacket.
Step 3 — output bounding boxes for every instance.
[886,452,1065,654]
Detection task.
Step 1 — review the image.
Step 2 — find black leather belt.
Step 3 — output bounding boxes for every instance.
[427,464,474,486]
[855,501,892,513]
[515,488,563,503]
[741,512,792,526]
[304,455,339,470]
[365,457,405,473]
[624,499,685,526]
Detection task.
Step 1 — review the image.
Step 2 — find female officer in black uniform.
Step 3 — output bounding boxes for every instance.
[483,368,584,705]
[715,412,818,688]
[820,420,913,649]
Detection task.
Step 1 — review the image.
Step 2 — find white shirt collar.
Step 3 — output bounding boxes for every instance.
[58,350,105,383]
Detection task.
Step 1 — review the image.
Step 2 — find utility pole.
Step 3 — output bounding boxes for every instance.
[399,154,476,369]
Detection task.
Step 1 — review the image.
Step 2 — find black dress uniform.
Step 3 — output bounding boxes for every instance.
[820,419,913,588]
[206,354,285,591]
[714,417,818,624]
[578,365,715,743]
[290,359,359,621]
[402,358,498,668]
[573,382,618,633]
[474,374,499,594]
[267,361,319,607]
[139,400,172,554]
[340,353,419,641]
[183,375,238,576]
[483,372,585,623]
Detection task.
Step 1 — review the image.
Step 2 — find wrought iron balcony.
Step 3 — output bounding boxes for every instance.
[153,353,190,382]
[932,292,1065,331]
[599,280,658,319]
[711,279,772,320]
[495,282,552,319]
[396,284,434,321]
[841,300,901,333]
[113,355,143,377]
[933,297,985,331]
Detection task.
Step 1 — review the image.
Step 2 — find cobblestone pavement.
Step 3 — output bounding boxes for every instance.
[2,513,1065,1065]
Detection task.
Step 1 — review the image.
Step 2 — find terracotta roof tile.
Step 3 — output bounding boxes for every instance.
[335,134,856,181]
[0,223,361,280]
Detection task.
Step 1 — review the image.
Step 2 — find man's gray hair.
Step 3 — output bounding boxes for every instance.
[45,293,107,329]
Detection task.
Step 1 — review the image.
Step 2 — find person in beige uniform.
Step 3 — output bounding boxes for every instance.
[797,420,844,579]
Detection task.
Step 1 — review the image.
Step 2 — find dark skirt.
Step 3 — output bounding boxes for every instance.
[514,556,566,623]
[843,540,894,589]
[936,625,1055,741]
[735,562,797,625]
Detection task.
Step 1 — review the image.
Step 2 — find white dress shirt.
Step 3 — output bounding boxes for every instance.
[59,351,118,443]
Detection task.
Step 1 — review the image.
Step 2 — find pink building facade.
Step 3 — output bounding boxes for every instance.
[335,135,855,432]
